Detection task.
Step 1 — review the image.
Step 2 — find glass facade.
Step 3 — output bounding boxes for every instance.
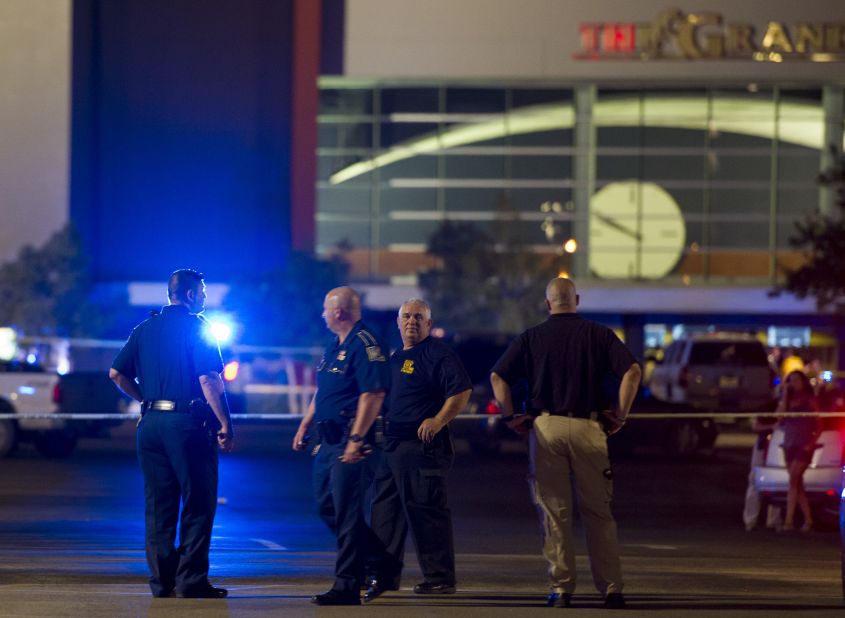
[316,81,833,284]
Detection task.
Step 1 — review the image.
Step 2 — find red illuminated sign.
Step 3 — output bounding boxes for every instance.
[574,9,845,62]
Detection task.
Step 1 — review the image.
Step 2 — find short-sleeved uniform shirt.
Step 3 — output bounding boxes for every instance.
[492,313,637,415]
[111,304,223,402]
[385,336,472,435]
[314,321,389,423]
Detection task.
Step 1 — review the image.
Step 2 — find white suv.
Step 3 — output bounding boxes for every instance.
[649,334,776,412]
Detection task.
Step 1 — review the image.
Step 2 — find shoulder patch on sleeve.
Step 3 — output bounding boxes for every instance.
[356,330,377,346]
[365,345,386,362]
[356,330,386,362]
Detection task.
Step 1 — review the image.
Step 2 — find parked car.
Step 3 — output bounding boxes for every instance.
[649,334,776,413]
[0,361,129,458]
[753,387,845,528]
[448,334,716,457]
[611,393,719,458]
[840,446,844,601]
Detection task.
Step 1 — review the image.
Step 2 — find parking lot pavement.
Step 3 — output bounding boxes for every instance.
[0,422,841,617]
[2,544,843,617]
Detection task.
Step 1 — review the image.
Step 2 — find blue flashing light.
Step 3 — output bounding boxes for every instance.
[822,370,833,382]
[26,353,36,364]
[203,312,238,345]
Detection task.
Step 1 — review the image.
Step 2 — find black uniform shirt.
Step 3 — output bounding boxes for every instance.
[314,321,389,423]
[492,313,637,415]
[385,336,472,432]
[111,304,223,402]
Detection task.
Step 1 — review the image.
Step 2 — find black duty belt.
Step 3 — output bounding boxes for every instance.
[142,400,191,413]
[384,420,420,440]
[540,410,600,421]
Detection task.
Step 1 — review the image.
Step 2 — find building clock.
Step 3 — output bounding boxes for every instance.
[588,181,686,279]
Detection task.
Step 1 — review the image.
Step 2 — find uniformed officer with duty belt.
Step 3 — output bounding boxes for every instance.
[491,277,641,610]
[110,269,233,599]
[293,286,397,606]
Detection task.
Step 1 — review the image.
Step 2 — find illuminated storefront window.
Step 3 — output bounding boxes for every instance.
[316,82,828,284]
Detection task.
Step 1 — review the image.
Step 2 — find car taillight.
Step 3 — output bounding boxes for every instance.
[52,382,62,404]
[485,399,501,415]
[223,361,239,382]
[678,366,689,389]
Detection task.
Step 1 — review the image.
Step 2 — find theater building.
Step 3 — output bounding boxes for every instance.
[315,0,845,358]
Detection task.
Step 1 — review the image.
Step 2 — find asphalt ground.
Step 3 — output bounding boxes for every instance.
[0,422,842,617]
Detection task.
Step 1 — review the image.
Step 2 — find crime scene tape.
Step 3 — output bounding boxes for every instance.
[2,412,845,420]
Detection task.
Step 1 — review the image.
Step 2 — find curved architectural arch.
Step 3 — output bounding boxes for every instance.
[329,95,824,185]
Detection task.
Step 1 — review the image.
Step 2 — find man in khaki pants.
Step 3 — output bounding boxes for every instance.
[491,277,641,609]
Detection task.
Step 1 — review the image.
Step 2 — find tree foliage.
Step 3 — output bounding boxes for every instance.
[222,251,349,346]
[418,213,558,334]
[0,224,121,337]
[783,147,845,312]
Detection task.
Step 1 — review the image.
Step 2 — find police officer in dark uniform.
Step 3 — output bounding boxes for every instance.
[490,277,641,610]
[292,286,396,606]
[109,269,233,599]
[364,298,472,602]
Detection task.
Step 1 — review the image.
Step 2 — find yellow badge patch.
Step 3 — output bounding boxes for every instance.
[366,345,386,362]
[400,359,415,374]
[336,350,346,361]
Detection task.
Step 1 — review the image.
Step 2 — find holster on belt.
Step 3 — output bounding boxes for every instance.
[316,419,345,445]
[189,399,221,434]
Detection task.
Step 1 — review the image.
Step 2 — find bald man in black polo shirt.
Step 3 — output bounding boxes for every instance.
[491,277,641,610]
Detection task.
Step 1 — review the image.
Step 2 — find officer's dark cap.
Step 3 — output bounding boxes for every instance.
[168,269,205,301]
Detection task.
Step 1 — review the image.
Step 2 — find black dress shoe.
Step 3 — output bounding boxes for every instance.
[413,582,456,594]
[176,585,228,599]
[604,592,626,609]
[311,589,361,606]
[363,578,400,602]
[547,592,572,607]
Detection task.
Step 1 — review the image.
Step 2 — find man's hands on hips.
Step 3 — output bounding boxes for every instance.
[600,410,627,436]
[417,417,444,443]
[505,415,533,435]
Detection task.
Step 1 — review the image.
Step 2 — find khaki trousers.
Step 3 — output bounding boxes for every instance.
[528,414,623,595]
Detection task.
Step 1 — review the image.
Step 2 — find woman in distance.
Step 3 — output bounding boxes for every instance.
[776,370,821,532]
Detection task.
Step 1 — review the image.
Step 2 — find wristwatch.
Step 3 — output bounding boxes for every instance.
[348,433,364,443]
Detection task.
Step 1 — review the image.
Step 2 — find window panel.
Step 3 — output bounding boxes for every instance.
[319,89,373,115]
[317,186,372,215]
[380,88,439,114]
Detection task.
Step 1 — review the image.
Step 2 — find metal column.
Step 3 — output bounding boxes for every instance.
[821,85,844,215]
[573,85,596,279]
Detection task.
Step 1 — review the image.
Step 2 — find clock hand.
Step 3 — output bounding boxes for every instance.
[592,211,642,241]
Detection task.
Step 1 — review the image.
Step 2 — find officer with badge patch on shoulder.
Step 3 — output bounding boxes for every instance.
[293,286,398,606]
[364,298,472,602]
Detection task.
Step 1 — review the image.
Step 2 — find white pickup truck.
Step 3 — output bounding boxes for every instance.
[0,360,79,458]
